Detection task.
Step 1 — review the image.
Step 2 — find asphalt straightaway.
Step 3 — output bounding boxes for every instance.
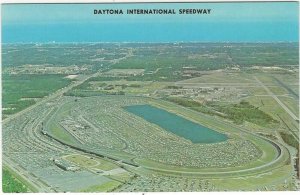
[2,71,102,192]
[1,52,134,192]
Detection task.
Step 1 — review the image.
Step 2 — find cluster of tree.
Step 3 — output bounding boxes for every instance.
[208,101,279,126]
[166,97,278,127]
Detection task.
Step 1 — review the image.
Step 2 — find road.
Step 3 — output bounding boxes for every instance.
[3,157,54,192]
[254,76,299,121]
[1,52,134,192]
[2,71,101,125]
[2,71,101,192]
[1,71,295,191]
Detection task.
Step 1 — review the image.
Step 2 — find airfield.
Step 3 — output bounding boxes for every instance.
[2,43,299,192]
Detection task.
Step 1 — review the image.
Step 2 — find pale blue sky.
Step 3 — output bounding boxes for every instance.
[2,2,299,43]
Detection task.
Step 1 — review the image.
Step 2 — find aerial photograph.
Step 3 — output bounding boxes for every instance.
[1,1,299,193]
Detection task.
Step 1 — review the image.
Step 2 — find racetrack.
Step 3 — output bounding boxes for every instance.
[43,96,290,178]
[2,94,295,192]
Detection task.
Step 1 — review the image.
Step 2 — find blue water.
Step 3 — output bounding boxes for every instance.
[125,104,228,143]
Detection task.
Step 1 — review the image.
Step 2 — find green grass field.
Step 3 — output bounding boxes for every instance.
[279,132,298,150]
[2,168,29,193]
[64,154,119,171]
[2,74,71,115]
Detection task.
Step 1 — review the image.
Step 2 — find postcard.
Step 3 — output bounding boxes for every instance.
[1,0,299,193]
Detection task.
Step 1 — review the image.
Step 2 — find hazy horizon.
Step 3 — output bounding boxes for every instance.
[2,2,299,43]
[2,41,299,44]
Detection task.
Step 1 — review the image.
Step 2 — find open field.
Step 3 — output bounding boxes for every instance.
[2,43,299,192]
[2,167,30,193]
[64,154,119,171]
[2,74,72,116]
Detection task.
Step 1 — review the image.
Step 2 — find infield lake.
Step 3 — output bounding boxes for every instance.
[125,104,228,143]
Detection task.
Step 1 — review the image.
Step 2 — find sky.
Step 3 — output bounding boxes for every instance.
[2,2,299,43]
